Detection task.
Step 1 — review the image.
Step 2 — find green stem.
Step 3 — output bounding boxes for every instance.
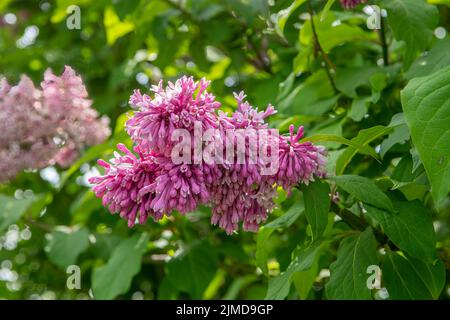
[307,0,338,94]
[378,16,389,66]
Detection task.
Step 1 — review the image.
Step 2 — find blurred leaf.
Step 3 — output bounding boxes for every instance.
[223,275,258,300]
[166,241,218,299]
[104,6,135,45]
[300,12,370,55]
[380,114,410,158]
[406,37,450,79]
[382,0,439,69]
[280,70,334,113]
[370,72,387,103]
[401,65,450,208]
[383,251,445,299]
[275,0,306,35]
[265,241,326,300]
[113,0,140,20]
[256,201,304,275]
[336,66,379,97]
[92,233,149,300]
[320,0,336,21]
[47,226,90,269]
[349,97,370,122]
[70,190,101,224]
[326,228,378,299]
[0,0,13,13]
[0,194,36,232]
[60,140,114,187]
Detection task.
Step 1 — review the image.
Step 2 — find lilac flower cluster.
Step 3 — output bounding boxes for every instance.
[89,76,326,234]
[340,0,366,9]
[0,66,110,183]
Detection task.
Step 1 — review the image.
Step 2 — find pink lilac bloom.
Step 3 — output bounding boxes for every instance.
[275,125,327,191]
[340,0,366,9]
[209,92,279,234]
[89,144,160,227]
[126,76,220,156]
[150,155,210,216]
[90,76,327,234]
[41,66,111,161]
[0,66,110,183]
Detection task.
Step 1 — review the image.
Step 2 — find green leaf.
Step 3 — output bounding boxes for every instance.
[336,66,379,98]
[279,70,334,114]
[104,6,135,45]
[265,201,304,229]
[256,201,304,275]
[92,233,149,300]
[401,65,450,208]
[331,175,395,213]
[113,0,140,20]
[349,97,370,122]
[0,0,13,13]
[382,0,439,69]
[406,37,450,79]
[292,258,319,299]
[275,0,306,35]
[336,126,392,175]
[265,241,325,300]
[364,199,436,262]
[300,13,369,54]
[295,13,372,73]
[0,194,36,232]
[326,228,379,300]
[391,155,415,183]
[370,72,388,103]
[166,241,218,299]
[380,113,410,158]
[320,0,336,21]
[60,140,114,187]
[302,180,330,240]
[383,251,445,299]
[46,226,90,269]
[300,134,378,159]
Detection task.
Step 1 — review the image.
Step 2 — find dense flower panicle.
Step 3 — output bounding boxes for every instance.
[90,76,327,234]
[126,76,220,156]
[0,66,110,182]
[43,67,110,144]
[340,0,365,9]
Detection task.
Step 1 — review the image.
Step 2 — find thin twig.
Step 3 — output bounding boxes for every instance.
[378,16,389,66]
[24,217,53,232]
[307,0,338,93]
[331,203,388,244]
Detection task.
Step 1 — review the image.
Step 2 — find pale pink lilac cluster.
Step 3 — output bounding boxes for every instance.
[0,66,110,182]
[340,0,365,9]
[90,76,327,234]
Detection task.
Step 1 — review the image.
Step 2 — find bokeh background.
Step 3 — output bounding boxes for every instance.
[0,0,449,300]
